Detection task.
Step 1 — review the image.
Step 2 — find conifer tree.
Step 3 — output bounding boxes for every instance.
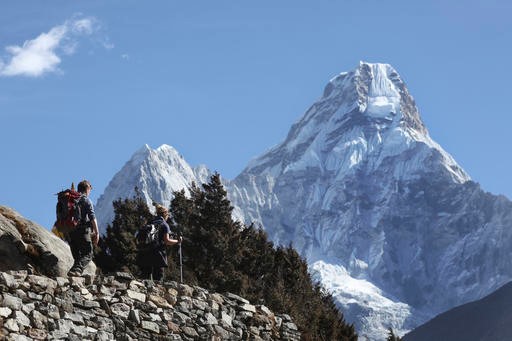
[169,174,357,340]
[94,189,152,274]
[96,175,359,340]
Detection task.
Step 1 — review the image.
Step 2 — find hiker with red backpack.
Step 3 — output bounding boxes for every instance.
[62,180,99,277]
[136,202,182,281]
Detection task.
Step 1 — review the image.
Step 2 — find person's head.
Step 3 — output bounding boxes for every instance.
[153,202,169,219]
[77,180,93,195]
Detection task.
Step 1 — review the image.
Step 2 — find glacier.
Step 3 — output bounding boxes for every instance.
[95,61,512,340]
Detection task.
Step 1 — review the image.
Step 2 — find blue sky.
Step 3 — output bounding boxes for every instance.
[1,0,511,229]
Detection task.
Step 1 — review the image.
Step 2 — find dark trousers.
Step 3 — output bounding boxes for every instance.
[140,266,165,281]
[68,226,93,274]
[137,248,167,281]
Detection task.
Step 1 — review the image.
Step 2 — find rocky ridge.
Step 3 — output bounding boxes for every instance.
[0,270,300,340]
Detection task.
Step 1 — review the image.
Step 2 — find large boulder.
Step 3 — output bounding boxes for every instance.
[0,206,95,277]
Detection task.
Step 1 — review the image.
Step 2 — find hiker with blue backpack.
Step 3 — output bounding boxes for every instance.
[136,202,182,281]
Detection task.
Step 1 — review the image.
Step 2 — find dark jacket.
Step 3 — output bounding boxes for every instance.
[137,216,171,268]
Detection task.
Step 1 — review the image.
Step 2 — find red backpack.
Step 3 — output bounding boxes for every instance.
[55,183,82,234]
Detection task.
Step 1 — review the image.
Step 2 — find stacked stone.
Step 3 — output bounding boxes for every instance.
[0,271,300,340]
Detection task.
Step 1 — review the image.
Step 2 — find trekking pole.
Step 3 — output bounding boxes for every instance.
[179,242,183,283]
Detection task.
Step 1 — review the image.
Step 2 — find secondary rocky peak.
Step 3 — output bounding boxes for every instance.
[95,144,211,233]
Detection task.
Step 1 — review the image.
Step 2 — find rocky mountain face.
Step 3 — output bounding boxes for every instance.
[228,62,512,339]
[403,281,512,341]
[95,62,512,339]
[0,270,300,340]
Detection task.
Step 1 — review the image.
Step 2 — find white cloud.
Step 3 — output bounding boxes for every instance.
[72,18,95,35]
[0,17,100,77]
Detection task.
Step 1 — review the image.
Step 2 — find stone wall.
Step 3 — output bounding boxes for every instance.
[0,271,301,340]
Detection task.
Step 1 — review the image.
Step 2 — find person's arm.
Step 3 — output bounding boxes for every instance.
[86,198,99,246]
[91,218,99,246]
[163,233,182,246]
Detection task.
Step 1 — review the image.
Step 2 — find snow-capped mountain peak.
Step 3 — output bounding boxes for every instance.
[95,144,210,233]
[242,61,468,184]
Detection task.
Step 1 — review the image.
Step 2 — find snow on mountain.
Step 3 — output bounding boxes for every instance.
[95,144,210,233]
[96,62,512,340]
[228,61,512,339]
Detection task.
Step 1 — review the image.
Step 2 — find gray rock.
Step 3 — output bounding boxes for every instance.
[4,318,20,332]
[283,321,298,331]
[69,276,86,288]
[200,312,218,325]
[30,309,48,330]
[220,311,233,327]
[56,318,74,333]
[249,326,261,337]
[214,325,237,340]
[129,309,141,325]
[7,270,28,281]
[27,274,57,294]
[55,276,69,287]
[99,284,116,298]
[71,324,89,337]
[114,272,134,281]
[141,320,160,333]
[0,272,17,288]
[182,326,199,338]
[14,310,31,327]
[149,312,162,322]
[0,306,12,318]
[110,303,131,319]
[237,311,254,321]
[95,330,115,341]
[47,303,61,320]
[225,292,250,304]
[15,288,27,300]
[126,289,146,302]
[178,284,194,297]
[64,311,85,324]
[3,293,23,310]
[92,316,115,333]
[239,303,257,313]
[0,206,96,277]
[148,293,172,308]
[80,299,101,309]
[172,311,191,325]
[8,333,33,341]
[28,328,48,340]
[275,316,282,329]
[50,330,69,339]
[191,298,208,311]
[27,291,43,301]
[258,305,273,317]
